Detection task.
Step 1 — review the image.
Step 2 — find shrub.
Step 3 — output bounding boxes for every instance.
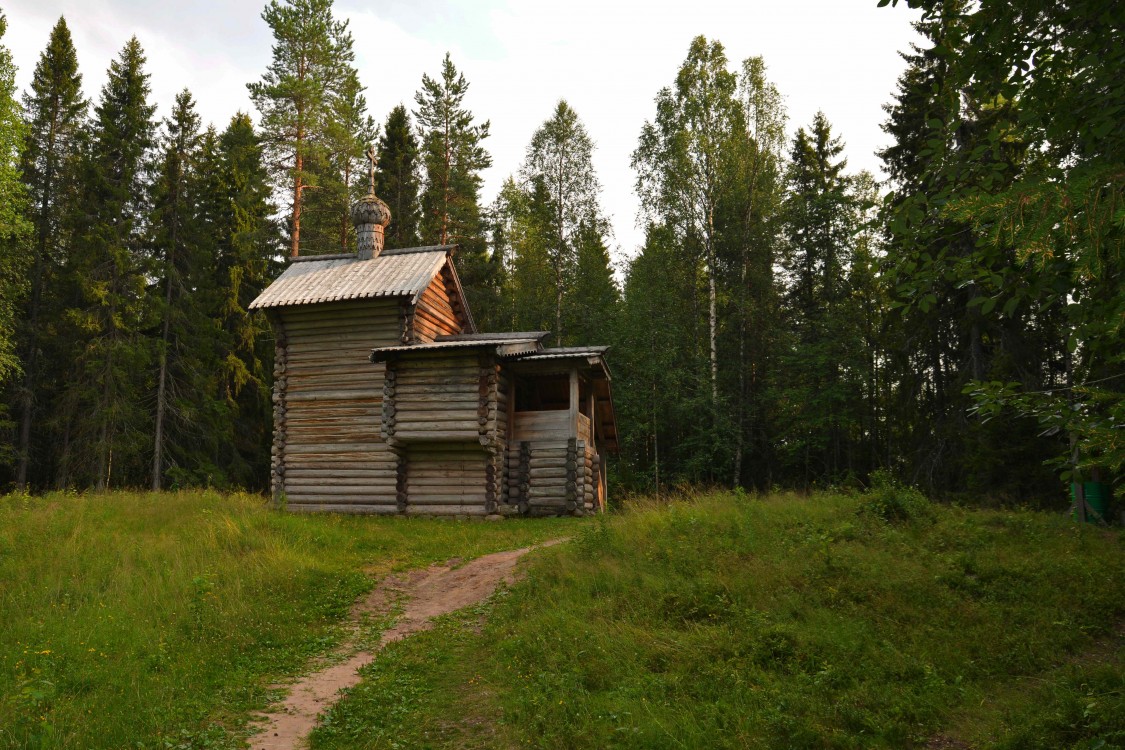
[860,469,934,523]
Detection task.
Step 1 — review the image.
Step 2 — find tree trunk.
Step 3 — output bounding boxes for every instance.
[706,207,718,409]
[291,150,303,258]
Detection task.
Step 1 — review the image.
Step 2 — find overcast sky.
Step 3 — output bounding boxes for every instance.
[4,0,923,261]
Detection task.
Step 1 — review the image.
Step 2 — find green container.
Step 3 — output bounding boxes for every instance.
[1070,482,1110,523]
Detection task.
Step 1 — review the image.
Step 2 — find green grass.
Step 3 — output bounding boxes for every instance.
[0,490,579,749]
[310,489,1125,750]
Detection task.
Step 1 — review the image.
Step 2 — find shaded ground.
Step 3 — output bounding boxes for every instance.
[248,540,563,750]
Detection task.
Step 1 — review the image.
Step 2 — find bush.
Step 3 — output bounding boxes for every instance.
[860,469,934,523]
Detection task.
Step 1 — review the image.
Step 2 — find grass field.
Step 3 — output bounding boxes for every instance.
[0,490,577,749]
[309,483,1125,750]
[1,485,1122,749]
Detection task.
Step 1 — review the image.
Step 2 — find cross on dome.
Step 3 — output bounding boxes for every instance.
[366,143,377,195]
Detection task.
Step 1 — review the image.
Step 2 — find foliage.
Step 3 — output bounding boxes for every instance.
[858,469,934,523]
[248,0,368,258]
[55,37,156,490]
[492,100,618,344]
[0,10,31,388]
[8,16,86,489]
[375,104,420,249]
[414,53,497,325]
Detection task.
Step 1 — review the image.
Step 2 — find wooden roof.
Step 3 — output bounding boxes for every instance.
[370,336,544,362]
[248,245,457,310]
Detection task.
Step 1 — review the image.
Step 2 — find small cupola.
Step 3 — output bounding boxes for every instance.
[352,144,392,259]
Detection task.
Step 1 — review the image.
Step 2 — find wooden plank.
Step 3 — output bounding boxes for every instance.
[286,469,399,479]
[286,460,398,471]
[286,391,380,403]
[285,483,396,495]
[404,505,487,517]
[285,491,396,502]
[287,503,400,514]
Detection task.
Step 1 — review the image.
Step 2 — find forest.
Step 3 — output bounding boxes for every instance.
[0,0,1120,506]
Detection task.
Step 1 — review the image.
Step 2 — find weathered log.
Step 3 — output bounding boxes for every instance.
[286,503,400,514]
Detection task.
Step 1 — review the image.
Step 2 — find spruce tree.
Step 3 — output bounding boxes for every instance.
[210,113,278,487]
[11,16,86,489]
[414,53,496,321]
[149,89,213,490]
[565,221,619,346]
[0,11,33,474]
[776,113,862,486]
[375,104,420,249]
[59,37,155,489]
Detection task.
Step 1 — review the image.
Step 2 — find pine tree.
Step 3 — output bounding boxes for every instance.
[248,0,354,258]
[414,53,496,321]
[375,104,420,249]
[302,41,375,254]
[58,37,155,489]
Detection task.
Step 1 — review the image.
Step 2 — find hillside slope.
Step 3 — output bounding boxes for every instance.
[312,486,1125,750]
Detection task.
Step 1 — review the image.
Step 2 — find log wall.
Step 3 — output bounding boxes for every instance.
[275,299,402,513]
[505,437,597,517]
[403,443,490,516]
[412,270,466,343]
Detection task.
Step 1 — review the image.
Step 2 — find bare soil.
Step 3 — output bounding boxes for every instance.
[248,540,563,750]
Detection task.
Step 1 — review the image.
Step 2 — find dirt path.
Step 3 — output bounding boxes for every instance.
[248,540,563,750]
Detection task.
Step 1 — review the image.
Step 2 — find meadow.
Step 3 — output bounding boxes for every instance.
[0,490,576,748]
[1,484,1122,749]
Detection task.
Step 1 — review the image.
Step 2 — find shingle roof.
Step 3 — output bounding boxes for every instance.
[248,247,452,310]
[509,346,609,360]
[370,338,543,362]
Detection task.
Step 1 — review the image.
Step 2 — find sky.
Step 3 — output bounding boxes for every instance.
[4,0,923,262]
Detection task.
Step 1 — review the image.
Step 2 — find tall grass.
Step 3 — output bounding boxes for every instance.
[312,490,1125,749]
[0,490,578,749]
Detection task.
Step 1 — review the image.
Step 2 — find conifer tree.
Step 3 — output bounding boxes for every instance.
[565,221,619,346]
[58,37,155,489]
[248,0,355,258]
[209,113,278,487]
[302,40,375,254]
[776,113,863,486]
[414,53,496,320]
[493,176,557,333]
[375,104,420,249]
[149,89,210,490]
[0,13,43,478]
